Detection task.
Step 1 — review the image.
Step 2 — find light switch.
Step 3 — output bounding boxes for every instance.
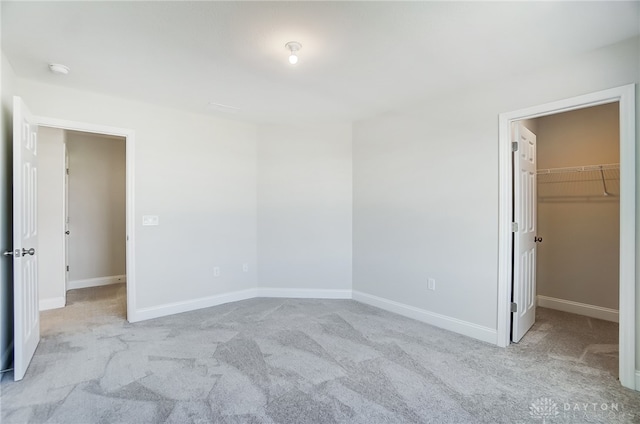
[428,278,436,291]
[142,215,159,226]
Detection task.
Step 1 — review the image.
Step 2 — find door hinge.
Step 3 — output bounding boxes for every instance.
[66,168,69,175]
[510,302,518,313]
[511,141,519,152]
[66,265,69,272]
[511,222,518,232]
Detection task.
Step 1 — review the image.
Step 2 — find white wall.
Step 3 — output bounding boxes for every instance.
[352,37,639,338]
[3,35,639,375]
[67,131,126,285]
[37,127,66,310]
[257,124,352,293]
[15,78,258,316]
[535,103,620,312]
[0,53,17,369]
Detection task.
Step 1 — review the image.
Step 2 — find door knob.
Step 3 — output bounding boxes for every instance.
[534,236,543,243]
[3,250,16,257]
[21,248,35,256]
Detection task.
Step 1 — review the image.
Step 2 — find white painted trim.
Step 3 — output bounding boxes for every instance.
[537,295,618,323]
[125,128,136,324]
[617,85,636,390]
[131,288,352,322]
[256,288,352,299]
[353,291,497,345]
[497,84,636,390]
[67,276,126,290]
[132,289,258,322]
[39,297,65,311]
[635,371,640,390]
[133,288,496,345]
[34,117,136,325]
[496,111,512,349]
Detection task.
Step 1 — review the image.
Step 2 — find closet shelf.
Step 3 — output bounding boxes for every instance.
[537,163,619,197]
[537,163,619,175]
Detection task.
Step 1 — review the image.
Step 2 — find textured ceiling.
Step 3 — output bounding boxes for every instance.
[2,1,639,124]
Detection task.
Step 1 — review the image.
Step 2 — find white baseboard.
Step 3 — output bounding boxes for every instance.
[131,288,259,322]
[39,297,65,311]
[131,287,352,322]
[131,287,495,346]
[1,341,13,371]
[256,288,352,299]
[537,295,618,323]
[635,371,640,391]
[68,275,126,290]
[352,290,497,345]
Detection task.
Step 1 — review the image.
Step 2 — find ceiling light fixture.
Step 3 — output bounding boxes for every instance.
[285,41,302,65]
[48,63,70,75]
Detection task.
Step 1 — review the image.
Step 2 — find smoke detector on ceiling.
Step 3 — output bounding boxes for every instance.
[48,63,70,75]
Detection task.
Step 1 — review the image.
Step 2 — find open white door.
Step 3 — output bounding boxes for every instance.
[64,145,69,297]
[512,122,537,343]
[12,96,40,380]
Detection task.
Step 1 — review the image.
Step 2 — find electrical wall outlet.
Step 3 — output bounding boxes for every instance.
[214,266,220,277]
[428,278,436,291]
[142,215,159,226]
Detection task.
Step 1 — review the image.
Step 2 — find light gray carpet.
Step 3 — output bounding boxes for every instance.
[1,285,638,423]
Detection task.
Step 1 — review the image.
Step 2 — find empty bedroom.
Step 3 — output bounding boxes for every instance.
[1,1,639,423]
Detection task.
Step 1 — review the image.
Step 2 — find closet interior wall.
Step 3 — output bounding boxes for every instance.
[533,102,620,316]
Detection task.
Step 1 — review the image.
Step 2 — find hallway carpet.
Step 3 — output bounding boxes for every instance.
[1,285,638,423]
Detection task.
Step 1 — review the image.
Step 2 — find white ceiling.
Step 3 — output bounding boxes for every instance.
[2,1,639,124]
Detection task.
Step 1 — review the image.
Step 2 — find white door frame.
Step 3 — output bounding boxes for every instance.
[35,116,136,322]
[497,84,636,389]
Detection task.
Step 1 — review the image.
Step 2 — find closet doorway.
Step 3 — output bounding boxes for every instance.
[497,84,636,390]
[522,103,620,378]
[532,103,619,323]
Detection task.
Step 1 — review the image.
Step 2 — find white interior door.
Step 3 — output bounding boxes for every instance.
[12,96,40,380]
[64,145,69,295]
[512,122,537,343]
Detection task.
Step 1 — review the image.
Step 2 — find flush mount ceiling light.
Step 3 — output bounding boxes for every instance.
[48,63,70,75]
[285,41,302,65]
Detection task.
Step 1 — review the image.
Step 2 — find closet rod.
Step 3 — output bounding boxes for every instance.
[536,163,619,175]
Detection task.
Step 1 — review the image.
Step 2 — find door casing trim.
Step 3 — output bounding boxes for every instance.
[35,116,136,323]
